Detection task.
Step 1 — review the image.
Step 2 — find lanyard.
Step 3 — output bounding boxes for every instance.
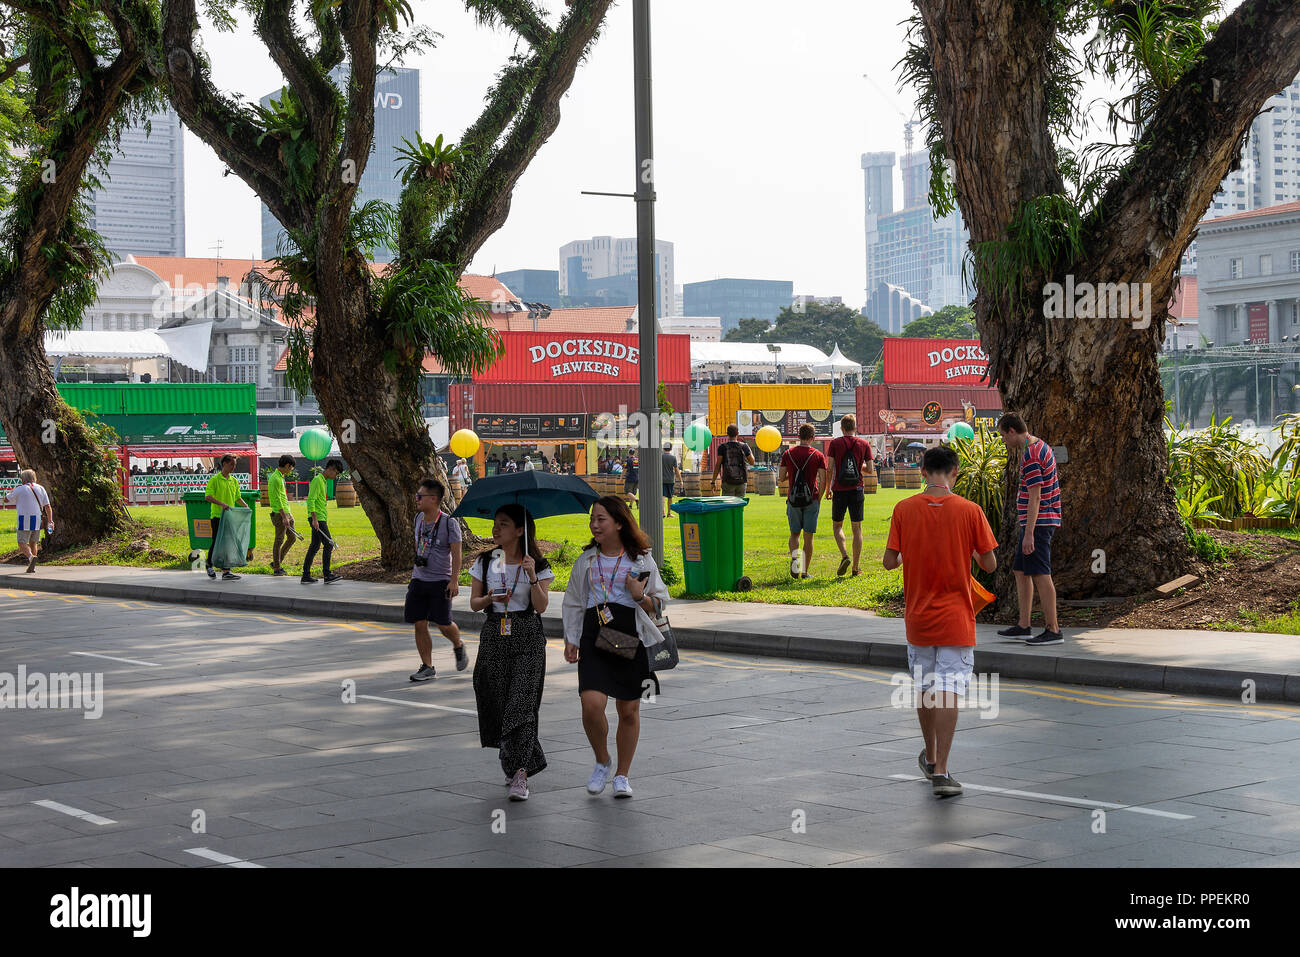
[496,561,524,609]
[589,552,624,607]
[416,514,442,558]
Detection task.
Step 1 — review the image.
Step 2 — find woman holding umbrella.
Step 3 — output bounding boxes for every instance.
[469,504,553,802]
[562,496,670,799]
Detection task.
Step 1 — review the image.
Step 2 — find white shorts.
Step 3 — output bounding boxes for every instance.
[907,644,975,697]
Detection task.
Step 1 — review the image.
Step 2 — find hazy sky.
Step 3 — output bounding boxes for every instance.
[182,0,1248,305]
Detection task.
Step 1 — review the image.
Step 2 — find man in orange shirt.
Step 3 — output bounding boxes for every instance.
[884,446,998,797]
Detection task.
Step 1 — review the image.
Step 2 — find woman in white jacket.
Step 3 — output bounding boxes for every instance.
[563,495,670,799]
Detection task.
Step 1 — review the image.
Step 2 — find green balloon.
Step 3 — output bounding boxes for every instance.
[951,422,976,442]
[683,421,713,453]
[299,428,332,460]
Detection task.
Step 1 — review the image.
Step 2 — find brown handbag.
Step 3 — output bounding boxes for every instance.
[595,625,640,660]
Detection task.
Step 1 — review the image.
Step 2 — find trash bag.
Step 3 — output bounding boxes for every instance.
[210,507,252,569]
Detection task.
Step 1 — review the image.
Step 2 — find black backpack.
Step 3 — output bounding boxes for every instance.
[788,451,815,508]
[835,438,863,487]
[722,442,747,484]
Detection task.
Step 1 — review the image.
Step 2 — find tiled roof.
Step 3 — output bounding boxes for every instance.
[489,306,638,334]
[1199,201,1300,227]
[1169,275,1197,321]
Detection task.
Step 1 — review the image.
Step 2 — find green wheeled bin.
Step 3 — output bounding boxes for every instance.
[669,496,751,594]
[182,490,260,563]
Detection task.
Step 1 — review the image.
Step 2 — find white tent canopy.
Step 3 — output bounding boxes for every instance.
[811,343,862,376]
[690,341,832,378]
[44,322,211,373]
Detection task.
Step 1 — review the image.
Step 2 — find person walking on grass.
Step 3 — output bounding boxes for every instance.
[469,504,553,801]
[884,446,998,797]
[712,423,754,496]
[5,469,52,574]
[562,496,670,799]
[661,443,682,519]
[826,413,873,577]
[778,424,828,579]
[267,454,301,576]
[302,459,343,585]
[204,454,249,581]
[406,478,468,681]
[996,413,1063,646]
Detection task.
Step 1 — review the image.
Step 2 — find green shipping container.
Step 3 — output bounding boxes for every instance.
[54,383,256,416]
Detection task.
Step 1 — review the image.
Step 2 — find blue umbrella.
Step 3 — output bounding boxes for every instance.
[451,471,600,552]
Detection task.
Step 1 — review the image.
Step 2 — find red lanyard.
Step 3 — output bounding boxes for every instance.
[591,552,624,606]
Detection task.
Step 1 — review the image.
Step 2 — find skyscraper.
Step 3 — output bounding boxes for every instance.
[259,66,419,263]
[1184,74,1300,273]
[558,235,675,318]
[862,149,971,331]
[86,108,186,259]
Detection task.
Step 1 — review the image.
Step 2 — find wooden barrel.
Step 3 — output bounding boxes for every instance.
[863,468,878,495]
[682,473,703,497]
[878,467,896,489]
[449,478,464,501]
[896,468,922,489]
[754,470,777,495]
[335,478,358,507]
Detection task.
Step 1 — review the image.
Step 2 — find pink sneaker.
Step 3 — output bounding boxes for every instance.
[508,769,529,801]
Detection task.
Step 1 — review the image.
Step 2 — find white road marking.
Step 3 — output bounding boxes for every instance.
[70,651,160,667]
[185,847,264,868]
[32,800,116,826]
[357,694,477,716]
[888,774,1196,819]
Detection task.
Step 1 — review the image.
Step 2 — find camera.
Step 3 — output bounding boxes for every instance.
[414,555,428,568]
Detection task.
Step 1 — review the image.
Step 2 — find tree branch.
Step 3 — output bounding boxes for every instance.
[320,0,378,260]
[1085,0,1300,279]
[0,52,28,83]
[161,0,296,228]
[255,0,336,137]
[5,0,97,79]
[429,0,612,270]
[463,0,552,48]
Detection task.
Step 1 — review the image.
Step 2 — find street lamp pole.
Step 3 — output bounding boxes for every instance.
[633,0,663,564]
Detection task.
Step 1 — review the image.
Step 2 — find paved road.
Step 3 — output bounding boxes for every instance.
[3,588,1300,868]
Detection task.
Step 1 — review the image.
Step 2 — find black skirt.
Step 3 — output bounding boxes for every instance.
[579,603,661,702]
[473,611,547,777]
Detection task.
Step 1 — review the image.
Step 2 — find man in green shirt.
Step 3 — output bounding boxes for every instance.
[204,454,250,581]
[303,458,343,584]
[268,454,301,576]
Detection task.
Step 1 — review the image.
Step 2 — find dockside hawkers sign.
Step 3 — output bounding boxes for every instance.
[528,339,640,380]
[926,344,988,380]
[883,338,992,386]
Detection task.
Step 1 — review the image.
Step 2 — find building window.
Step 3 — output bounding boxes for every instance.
[1231,314,1239,331]
[1261,254,1273,276]
[1291,250,1300,272]
[1230,258,1243,279]
[1293,302,1300,326]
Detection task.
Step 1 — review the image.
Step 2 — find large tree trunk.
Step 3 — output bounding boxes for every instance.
[914,0,1300,603]
[0,312,130,550]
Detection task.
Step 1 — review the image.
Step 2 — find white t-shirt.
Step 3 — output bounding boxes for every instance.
[471,557,554,612]
[585,551,640,609]
[452,464,470,483]
[523,460,535,471]
[5,483,49,531]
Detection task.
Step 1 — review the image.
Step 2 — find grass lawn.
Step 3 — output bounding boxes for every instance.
[2,490,911,611]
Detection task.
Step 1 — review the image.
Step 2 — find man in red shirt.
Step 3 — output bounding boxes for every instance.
[884,445,998,797]
[825,413,873,576]
[778,424,828,578]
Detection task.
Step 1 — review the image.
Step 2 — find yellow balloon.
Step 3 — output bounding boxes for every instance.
[449,429,480,459]
[755,425,782,453]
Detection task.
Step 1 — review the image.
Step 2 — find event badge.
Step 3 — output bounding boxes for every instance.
[500,617,512,636]
[597,604,613,626]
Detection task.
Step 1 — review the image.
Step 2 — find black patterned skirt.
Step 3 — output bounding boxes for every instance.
[579,603,661,702]
[472,611,548,777]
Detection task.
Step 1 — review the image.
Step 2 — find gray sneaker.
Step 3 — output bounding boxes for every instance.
[508,770,529,801]
[1024,629,1064,646]
[932,773,963,797]
[409,663,437,682]
[918,749,935,781]
[454,643,469,671]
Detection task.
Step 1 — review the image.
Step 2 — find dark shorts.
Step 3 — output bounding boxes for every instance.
[625,480,638,495]
[1012,525,1056,576]
[831,488,864,524]
[662,483,674,500]
[405,578,453,626]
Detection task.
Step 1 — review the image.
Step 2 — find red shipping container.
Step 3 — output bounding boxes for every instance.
[883,338,992,385]
[451,383,690,431]
[473,331,691,384]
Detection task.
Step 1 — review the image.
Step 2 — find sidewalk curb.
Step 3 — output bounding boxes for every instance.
[6,574,1299,703]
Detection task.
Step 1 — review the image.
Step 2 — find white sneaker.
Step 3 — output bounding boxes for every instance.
[586,761,612,794]
[612,775,633,798]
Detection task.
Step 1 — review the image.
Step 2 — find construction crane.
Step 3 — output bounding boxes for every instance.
[862,72,919,154]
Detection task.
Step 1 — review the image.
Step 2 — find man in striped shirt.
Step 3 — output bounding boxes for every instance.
[997,414,1063,645]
